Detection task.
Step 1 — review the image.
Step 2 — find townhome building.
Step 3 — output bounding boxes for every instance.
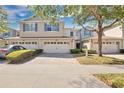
[83,24,124,53]
[4,16,124,54]
[6,17,75,53]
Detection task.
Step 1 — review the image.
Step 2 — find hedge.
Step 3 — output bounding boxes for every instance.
[70,49,81,54]
[6,49,43,63]
[70,48,96,54]
[81,48,96,54]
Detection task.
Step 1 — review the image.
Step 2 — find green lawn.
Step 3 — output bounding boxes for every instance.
[73,54,124,64]
[94,73,124,88]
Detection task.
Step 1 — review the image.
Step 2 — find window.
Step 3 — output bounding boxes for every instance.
[84,30,91,36]
[116,42,119,44]
[51,42,54,44]
[103,42,105,44]
[44,23,59,31]
[23,23,37,32]
[25,42,28,44]
[22,42,24,44]
[34,42,37,44]
[15,42,18,44]
[109,42,111,44]
[60,42,63,44]
[70,32,73,36]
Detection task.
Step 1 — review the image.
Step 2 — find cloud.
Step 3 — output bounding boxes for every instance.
[4,5,32,20]
[3,5,33,29]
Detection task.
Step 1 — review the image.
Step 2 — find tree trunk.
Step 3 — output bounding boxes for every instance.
[79,29,82,48]
[97,31,103,57]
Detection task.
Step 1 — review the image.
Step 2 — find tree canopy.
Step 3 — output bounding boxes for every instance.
[0,6,8,34]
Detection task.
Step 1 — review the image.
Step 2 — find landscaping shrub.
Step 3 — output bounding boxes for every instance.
[6,50,34,62]
[33,49,43,55]
[112,79,124,88]
[120,49,124,53]
[70,49,81,54]
[81,48,96,54]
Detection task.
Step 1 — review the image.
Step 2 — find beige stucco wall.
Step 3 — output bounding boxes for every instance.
[0,40,6,47]
[104,25,123,38]
[20,20,64,38]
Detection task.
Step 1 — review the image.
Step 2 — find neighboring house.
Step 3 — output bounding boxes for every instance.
[64,27,96,48]
[0,28,20,38]
[83,24,124,53]
[6,17,75,53]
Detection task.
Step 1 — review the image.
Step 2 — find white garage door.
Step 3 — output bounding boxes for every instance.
[43,41,70,53]
[12,41,39,49]
[93,41,119,53]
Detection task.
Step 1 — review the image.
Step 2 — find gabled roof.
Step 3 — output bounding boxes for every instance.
[21,16,64,23]
[21,16,42,22]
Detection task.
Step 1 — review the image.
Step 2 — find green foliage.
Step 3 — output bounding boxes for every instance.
[0,6,8,33]
[120,49,124,53]
[75,55,124,65]
[81,48,96,54]
[6,50,34,62]
[94,73,124,88]
[6,49,43,63]
[112,78,124,88]
[32,49,43,55]
[70,49,81,54]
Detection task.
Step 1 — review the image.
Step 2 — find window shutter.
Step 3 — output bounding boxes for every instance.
[23,23,25,32]
[35,23,37,32]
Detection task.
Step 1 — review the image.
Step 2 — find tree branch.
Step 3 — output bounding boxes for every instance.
[82,25,98,32]
[102,19,119,30]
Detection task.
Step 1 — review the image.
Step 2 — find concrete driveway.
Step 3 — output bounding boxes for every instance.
[0,53,124,88]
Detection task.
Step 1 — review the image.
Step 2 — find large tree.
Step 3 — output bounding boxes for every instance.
[0,6,8,34]
[64,5,124,56]
[29,5,124,56]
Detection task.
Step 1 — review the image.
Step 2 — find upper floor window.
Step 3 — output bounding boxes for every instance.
[44,23,59,32]
[84,30,91,36]
[23,23,37,32]
[70,32,73,36]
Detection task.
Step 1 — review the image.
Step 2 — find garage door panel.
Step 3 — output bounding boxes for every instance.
[43,41,70,53]
[92,42,119,53]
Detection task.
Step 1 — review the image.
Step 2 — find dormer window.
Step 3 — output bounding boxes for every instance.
[44,23,59,32]
[23,23,37,32]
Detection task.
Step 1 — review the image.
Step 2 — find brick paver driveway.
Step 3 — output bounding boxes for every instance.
[0,53,124,88]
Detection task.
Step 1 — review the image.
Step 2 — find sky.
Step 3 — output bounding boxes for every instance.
[3,5,76,30]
